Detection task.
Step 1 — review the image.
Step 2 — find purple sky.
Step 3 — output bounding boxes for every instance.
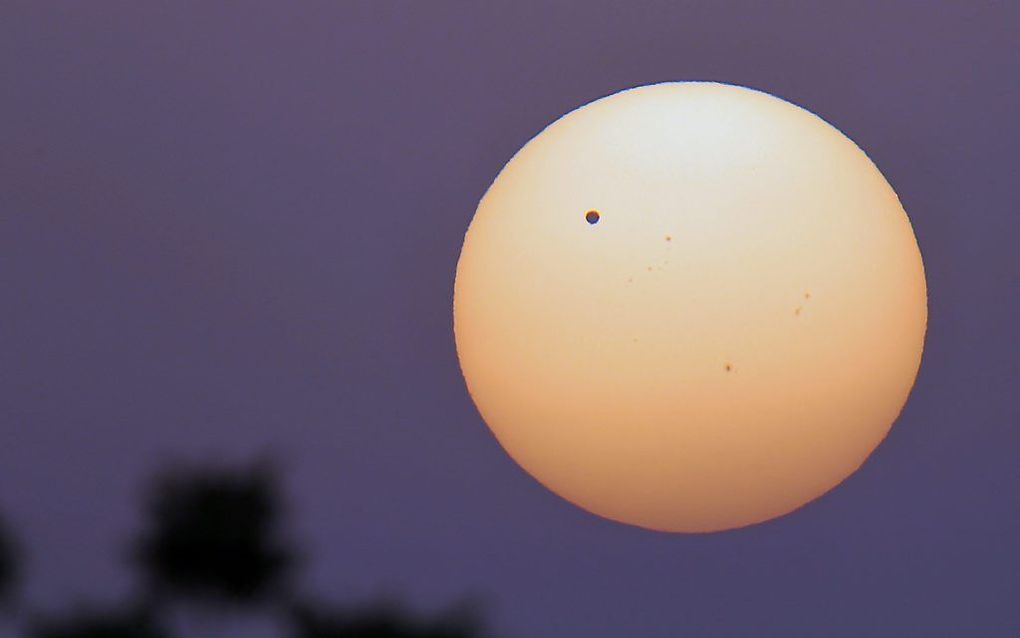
[2,2,1018,636]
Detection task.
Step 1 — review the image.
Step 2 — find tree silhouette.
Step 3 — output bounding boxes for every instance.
[30,606,166,638]
[290,601,484,638]
[8,459,489,637]
[134,461,295,606]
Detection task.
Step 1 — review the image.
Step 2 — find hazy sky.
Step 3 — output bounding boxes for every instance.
[2,3,1018,636]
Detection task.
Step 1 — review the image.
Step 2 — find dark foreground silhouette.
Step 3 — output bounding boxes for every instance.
[32,607,165,638]
[291,602,483,638]
[0,517,16,602]
[135,463,295,605]
[0,462,485,638]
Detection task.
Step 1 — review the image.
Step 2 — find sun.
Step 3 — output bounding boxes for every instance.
[453,82,926,532]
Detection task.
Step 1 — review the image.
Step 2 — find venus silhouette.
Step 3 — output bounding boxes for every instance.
[454,82,927,532]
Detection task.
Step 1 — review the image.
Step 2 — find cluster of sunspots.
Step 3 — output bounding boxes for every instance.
[725,291,812,374]
[585,208,674,274]
[795,291,812,316]
[585,209,816,376]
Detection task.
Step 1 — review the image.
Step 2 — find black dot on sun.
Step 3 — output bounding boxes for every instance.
[585,210,601,225]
